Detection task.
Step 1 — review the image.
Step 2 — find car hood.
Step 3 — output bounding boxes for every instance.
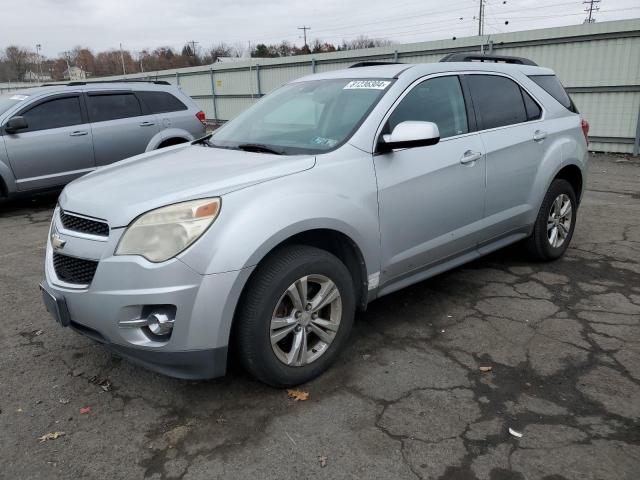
[59,144,316,227]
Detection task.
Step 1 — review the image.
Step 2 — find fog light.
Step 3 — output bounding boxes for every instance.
[147,312,174,335]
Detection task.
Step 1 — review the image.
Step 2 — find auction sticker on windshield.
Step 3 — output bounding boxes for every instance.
[343,80,391,90]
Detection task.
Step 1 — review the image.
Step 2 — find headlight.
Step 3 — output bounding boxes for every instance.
[115,198,221,262]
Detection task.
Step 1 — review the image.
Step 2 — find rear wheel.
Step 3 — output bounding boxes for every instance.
[526,179,577,261]
[234,245,355,387]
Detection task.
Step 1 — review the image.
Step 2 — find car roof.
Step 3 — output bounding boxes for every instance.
[293,61,554,82]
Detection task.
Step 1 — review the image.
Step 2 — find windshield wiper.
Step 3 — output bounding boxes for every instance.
[237,143,283,155]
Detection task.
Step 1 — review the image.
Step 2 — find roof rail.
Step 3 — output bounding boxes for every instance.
[439,53,537,66]
[349,61,404,68]
[41,80,171,87]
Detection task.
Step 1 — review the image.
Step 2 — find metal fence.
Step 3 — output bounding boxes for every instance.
[3,18,640,154]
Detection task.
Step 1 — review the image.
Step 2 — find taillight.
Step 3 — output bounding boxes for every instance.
[196,110,206,126]
[581,118,589,145]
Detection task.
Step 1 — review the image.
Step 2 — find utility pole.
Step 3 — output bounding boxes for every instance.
[187,40,199,57]
[298,26,311,48]
[119,43,126,75]
[583,0,600,23]
[35,44,43,81]
[477,0,485,36]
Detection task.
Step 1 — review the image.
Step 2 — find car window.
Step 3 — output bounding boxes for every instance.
[388,76,468,139]
[467,75,527,130]
[87,93,142,122]
[0,93,30,116]
[528,75,578,113]
[137,91,187,114]
[21,96,83,132]
[211,78,391,155]
[522,89,542,121]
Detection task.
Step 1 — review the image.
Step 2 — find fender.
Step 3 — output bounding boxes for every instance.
[0,138,17,196]
[145,128,194,151]
[178,147,382,279]
[527,116,587,227]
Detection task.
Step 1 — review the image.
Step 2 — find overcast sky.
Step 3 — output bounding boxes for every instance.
[5,0,639,57]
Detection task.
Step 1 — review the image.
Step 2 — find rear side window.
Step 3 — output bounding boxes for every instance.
[528,75,577,113]
[87,93,142,122]
[137,91,188,114]
[467,75,527,130]
[388,76,468,139]
[22,96,83,131]
[522,89,542,121]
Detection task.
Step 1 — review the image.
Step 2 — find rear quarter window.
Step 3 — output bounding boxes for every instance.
[528,75,578,113]
[137,91,188,114]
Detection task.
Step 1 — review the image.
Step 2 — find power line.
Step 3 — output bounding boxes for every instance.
[583,0,601,23]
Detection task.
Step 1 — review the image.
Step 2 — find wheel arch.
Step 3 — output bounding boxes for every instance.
[553,163,584,204]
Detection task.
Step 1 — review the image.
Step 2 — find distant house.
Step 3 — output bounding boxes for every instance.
[22,70,52,82]
[64,66,90,81]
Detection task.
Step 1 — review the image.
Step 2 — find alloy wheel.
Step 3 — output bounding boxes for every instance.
[270,274,342,366]
[547,193,572,248]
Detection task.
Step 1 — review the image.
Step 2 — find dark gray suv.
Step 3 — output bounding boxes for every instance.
[0,81,206,198]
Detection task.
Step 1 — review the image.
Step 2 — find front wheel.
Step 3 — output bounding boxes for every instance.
[526,179,577,261]
[234,245,355,387]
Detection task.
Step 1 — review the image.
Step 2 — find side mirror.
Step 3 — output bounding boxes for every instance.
[5,116,28,133]
[379,121,440,152]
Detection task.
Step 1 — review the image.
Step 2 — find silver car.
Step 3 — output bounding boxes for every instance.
[40,55,589,387]
[0,81,206,198]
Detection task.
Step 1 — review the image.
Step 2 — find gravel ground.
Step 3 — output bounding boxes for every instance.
[1,153,639,480]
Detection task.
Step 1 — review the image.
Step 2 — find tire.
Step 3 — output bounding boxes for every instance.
[526,179,577,261]
[234,245,355,387]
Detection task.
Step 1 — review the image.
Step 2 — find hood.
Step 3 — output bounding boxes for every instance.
[59,144,316,227]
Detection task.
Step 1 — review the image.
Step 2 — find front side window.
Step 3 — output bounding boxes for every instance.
[87,93,142,122]
[387,76,468,139]
[22,96,83,131]
[210,78,392,155]
[467,75,528,130]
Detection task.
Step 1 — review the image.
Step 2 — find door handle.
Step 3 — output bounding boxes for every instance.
[139,121,155,127]
[533,130,548,142]
[69,131,88,136]
[460,150,482,165]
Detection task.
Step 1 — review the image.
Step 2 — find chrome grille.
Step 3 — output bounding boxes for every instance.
[52,253,99,285]
[60,210,109,237]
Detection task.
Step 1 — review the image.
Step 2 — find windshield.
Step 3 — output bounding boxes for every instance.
[0,93,29,117]
[210,78,393,155]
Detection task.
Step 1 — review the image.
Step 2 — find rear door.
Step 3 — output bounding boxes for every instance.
[465,73,545,242]
[86,90,161,166]
[3,93,95,191]
[374,75,486,281]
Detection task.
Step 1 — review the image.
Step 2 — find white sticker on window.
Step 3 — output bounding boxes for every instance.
[344,80,391,90]
[9,95,28,101]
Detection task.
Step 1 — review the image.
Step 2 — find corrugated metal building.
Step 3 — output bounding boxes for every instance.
[3,19,640,153]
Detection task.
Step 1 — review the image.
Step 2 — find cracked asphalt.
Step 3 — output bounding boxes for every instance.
[1,153,639,480]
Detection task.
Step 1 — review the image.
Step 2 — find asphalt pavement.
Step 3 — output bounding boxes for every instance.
[1,153,639,479]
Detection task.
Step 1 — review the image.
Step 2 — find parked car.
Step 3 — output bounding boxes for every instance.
[0,80,206,198]
[40,55,589,387]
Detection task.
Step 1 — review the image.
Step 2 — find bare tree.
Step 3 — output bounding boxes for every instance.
[4,46,34,81]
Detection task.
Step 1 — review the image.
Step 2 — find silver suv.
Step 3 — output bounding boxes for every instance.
[0,81,206,198]
[40,55,589,387]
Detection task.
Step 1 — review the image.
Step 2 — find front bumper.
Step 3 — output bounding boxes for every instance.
[43,209,253,379]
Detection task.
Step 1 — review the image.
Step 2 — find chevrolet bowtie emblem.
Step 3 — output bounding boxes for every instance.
[51,233,66,251]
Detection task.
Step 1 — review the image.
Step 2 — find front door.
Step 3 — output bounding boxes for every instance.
[374,75,486,282]
[4,94,95,191]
